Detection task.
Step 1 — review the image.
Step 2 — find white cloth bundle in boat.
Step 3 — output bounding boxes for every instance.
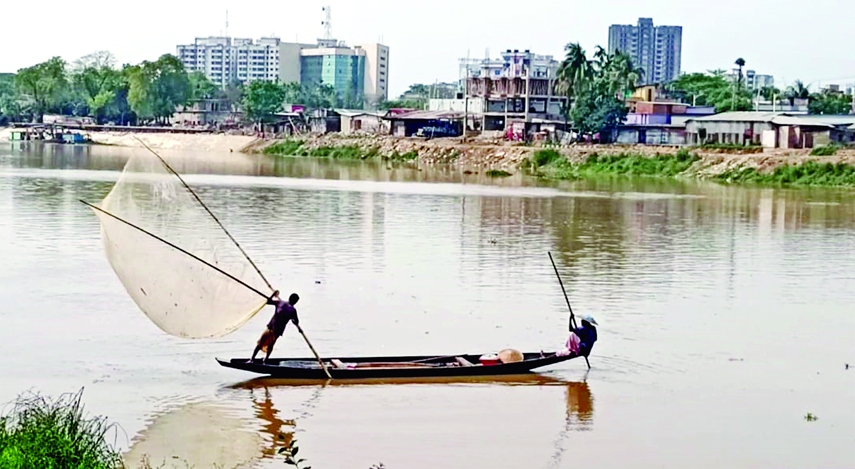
[93,152,272,339]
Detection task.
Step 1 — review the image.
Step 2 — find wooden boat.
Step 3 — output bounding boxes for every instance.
[216,351,581,380]
[82,144,593,382]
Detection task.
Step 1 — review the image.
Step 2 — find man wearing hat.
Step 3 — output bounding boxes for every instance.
[574,315,599,357]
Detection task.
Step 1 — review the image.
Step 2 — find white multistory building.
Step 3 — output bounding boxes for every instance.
[176,36,389,103]
[177,37,283,88]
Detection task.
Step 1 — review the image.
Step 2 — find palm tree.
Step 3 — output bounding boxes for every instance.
[556,43,592,102]
[603,51,643,97]
[734,58,746,87]
[785,80,810,105]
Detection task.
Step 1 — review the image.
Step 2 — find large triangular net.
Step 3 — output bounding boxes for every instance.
[92,152,272,339]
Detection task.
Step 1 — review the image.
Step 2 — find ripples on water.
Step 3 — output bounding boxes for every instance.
[1,143,854,468]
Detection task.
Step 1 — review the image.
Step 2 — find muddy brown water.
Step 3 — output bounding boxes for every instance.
[1,143,853,469]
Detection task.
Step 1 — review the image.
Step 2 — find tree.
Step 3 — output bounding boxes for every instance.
[70,51,125,123]
[556,44,639,140]
[785,80,811,106]
[221,80,245,112]
[188,72,217,101]
[808,89,853,115]
[242,81,286,125]
[556,43,594,102]
[734,58,746,87]
[0,73,24,123]
[125,55,192,124]
[15,57,69,122]
[667,72,752,112]
[759,86,781,101]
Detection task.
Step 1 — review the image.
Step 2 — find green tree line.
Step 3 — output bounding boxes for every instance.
[0,52,225,125]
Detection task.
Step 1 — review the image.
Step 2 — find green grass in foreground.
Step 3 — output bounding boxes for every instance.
[716,161,855,187]
[0,389,121,469]
[530,149,700,180]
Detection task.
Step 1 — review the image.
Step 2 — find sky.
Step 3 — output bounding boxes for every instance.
[2,0,854,97]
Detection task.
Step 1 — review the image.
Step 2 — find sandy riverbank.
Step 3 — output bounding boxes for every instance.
[0,128,260,153]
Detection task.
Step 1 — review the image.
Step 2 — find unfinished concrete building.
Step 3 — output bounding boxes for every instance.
[462,50,568,136]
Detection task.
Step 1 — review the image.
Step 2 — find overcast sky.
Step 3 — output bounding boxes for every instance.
[2,0,854,96]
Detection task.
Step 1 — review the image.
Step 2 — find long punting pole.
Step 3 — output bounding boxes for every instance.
[548,252,590,370]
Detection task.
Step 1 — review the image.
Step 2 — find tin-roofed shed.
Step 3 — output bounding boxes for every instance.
[685,112,855,148]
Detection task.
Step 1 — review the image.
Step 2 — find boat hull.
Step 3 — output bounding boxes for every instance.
[216,352,580,380]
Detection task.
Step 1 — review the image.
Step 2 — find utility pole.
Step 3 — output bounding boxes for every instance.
[463,59,469,141]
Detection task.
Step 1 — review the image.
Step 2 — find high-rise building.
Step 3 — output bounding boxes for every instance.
[177,37,283,88]
[608,18,682,85]
[176,36,389,105]
[356,43,390,104]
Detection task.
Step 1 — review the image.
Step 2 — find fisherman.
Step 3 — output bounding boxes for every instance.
[573,315,598,357]
[248,291,300,364]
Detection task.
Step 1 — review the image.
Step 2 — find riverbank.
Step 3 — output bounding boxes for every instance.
[0,127,259,153]
[256,134,855,188]
[3,128,854,187]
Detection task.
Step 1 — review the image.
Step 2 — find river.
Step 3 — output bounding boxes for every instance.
[1,142,853,469]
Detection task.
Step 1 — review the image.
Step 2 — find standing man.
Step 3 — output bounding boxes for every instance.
[248,291,300,364]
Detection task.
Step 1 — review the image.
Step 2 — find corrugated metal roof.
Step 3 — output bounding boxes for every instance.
[333,109,385,118]
[770,116,833,128]
[385,110,469,120]
[688,112,855,127]
[687,112,785,123]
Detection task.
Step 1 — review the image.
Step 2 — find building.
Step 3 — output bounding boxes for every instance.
[462,49,568,134]
[177,37,283,88]
[356,43,390,104]
[685,112,855,148]
[384,110,469,138]
[176,36,389,104]
[616,100,715,145]
[298,44,366,100]
[173,98,241,128]
[726,69,775,91]
[608,18,682,84]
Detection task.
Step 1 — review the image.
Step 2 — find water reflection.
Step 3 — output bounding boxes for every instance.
[249,387,297,460]
[230,374,595,466]
[124,400,263,469]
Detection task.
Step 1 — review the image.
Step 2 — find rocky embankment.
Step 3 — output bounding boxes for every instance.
[250,133,855,186]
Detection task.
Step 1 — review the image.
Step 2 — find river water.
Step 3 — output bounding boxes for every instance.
[0,142,853,469]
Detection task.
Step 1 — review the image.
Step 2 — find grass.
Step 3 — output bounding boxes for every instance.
[264,140,370,160]
[693,143,764,154]
[263,140,305,156]
[0,389,121,469]
[485,169,513,178]
[384,150,419,162]
[716,161,855,187]
[529,149,700,180]
[810,144,840,156]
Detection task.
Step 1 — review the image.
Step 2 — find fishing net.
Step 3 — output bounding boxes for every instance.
[91,152,273,339]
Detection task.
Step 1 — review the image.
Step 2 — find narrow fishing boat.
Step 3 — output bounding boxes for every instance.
[216,351,582,380]
[83,140,593,382]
